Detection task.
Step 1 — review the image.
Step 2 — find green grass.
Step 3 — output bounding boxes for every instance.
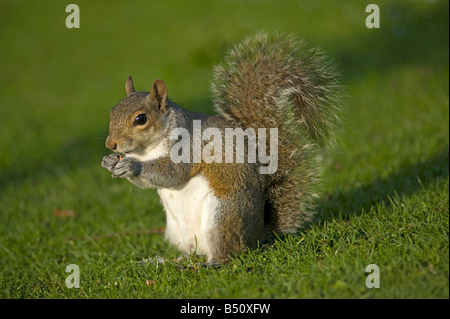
[0,0,448,299]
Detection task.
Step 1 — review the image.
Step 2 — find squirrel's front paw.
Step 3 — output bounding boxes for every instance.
[111,157,140,178]
[101,154,120,172]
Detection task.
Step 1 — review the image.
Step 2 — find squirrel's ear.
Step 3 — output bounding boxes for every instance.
[149,79,168,113]
[125,76,135,96]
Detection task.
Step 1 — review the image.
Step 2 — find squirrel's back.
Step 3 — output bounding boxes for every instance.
[211,32,343,235]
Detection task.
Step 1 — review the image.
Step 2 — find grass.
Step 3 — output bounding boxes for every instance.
[0,0,448,299]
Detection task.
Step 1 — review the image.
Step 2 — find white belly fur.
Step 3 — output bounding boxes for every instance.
[158,174,219,257]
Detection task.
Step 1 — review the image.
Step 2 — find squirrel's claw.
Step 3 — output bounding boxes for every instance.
[101,154,120,172]
[111,158,134,178]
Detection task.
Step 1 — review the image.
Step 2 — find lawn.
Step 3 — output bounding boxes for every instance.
[0,0,448,299]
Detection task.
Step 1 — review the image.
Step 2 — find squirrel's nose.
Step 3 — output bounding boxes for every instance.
[105,137,117,150]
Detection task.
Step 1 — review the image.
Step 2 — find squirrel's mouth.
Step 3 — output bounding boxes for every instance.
[117,143,138,155]
[120,150,135,158]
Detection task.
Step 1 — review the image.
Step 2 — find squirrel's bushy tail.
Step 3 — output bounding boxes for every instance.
[211,32,342,235]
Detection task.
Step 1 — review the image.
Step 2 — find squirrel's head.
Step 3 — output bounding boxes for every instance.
[105,77,170,155]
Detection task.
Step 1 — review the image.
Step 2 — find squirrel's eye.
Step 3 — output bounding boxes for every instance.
[134,114,147,126]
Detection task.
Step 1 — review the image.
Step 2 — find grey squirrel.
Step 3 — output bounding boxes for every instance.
[101,32,342,264]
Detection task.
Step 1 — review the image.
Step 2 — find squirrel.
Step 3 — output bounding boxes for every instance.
[101,32,342,264]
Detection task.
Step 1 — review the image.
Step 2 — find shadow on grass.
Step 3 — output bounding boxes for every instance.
[317,147,449,222]
[0,131,108,195]
[336,1,449,83]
